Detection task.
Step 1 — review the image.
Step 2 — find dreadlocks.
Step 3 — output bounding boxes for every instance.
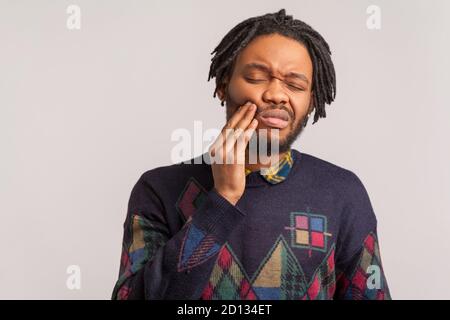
[208,9,336,125]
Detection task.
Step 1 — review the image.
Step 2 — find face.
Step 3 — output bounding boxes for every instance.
[218,33,314,155]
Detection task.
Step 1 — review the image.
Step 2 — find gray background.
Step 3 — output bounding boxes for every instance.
[1,0,449,299]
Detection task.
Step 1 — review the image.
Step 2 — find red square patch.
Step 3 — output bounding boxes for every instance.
[311,231,324,248]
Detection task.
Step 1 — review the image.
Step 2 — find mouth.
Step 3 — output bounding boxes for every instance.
[256,109,290,129]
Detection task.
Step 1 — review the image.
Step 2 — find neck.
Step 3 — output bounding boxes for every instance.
[244,149,289,172]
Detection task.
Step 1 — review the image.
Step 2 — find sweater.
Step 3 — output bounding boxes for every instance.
[112,148,391,300]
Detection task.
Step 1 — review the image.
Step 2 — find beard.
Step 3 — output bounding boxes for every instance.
[225,103,308,157]
[250,116,306,156]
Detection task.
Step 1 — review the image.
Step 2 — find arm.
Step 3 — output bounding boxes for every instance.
[334,229,391,300]
[111,176,245,300]
[333,172,391,300]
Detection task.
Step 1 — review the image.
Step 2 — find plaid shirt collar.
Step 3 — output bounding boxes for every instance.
[244,149,294,185]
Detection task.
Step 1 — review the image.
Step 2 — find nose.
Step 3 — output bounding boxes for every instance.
[261,77,289,106]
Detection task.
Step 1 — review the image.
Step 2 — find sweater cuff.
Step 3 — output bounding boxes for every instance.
[191,188,246,244]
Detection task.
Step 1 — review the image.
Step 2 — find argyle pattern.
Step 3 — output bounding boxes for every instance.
[335,232,391,300]
[201,236,336,300]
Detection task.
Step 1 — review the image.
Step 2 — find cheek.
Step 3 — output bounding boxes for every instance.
[292,93,312,118]
[227,79,243,102]
[227,77,260,106]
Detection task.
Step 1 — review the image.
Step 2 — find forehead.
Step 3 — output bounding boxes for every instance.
[233,33,313,77]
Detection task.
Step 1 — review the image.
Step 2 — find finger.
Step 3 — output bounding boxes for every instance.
[219,102,254,162]
[210,124,239,165]
[225,117,258,165]
[234,103,257,132]
[223,127,245,161]
[209,132,226,163]
[235,119,258,165]
[242,119,258,147]
[221,101,252,134]
[214,101,255,164]
[223,104,257,152]
[223,103,257,148]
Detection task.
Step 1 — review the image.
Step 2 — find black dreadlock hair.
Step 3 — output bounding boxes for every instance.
[208,9,336,124]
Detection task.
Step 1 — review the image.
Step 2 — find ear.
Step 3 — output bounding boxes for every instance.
[217,87,225,102]
[216,80,229,103]
[217,86,226,101]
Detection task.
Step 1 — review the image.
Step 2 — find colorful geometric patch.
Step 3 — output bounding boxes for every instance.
[201,235,337,300]
[112,214,168,299]
[176,177,208,223]
[201,245,257,300]
[299,246,336,300]
[285,212,332,253]
[251,236,308,299]
[116,285,131,300]
[178,223,221,272]
[335,232,391,300]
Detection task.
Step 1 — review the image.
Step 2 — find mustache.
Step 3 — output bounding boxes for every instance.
[255,104,294,120]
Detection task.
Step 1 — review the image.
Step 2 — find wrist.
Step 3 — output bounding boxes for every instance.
[213,187,241,206]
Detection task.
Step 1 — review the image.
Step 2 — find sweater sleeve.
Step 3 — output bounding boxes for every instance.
[111,173,246,300]
[333,171,391,300]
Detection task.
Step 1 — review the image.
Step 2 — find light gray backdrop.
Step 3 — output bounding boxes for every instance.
[1,0,449,299]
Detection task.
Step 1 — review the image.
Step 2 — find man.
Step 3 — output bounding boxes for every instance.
[112,9,391,300]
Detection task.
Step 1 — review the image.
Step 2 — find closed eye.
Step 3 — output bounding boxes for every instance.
[245,77,305,92]
[286,83,305,91]
[245,77,267,83]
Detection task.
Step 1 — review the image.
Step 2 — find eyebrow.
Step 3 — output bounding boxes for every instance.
[242,62,310,86]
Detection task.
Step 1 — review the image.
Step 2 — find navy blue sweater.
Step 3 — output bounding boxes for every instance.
[112,149,391,300]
